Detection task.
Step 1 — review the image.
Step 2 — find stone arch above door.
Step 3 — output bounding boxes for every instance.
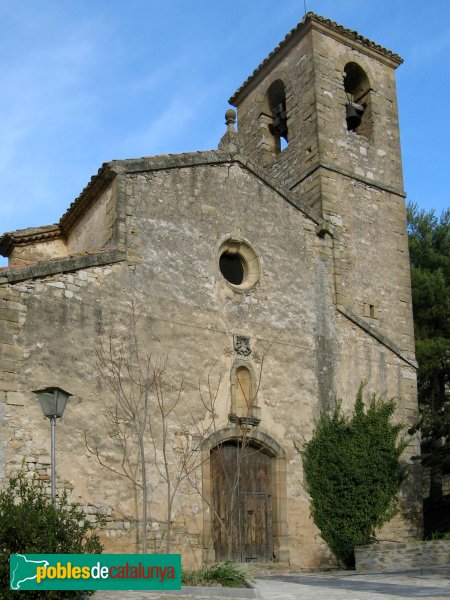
[201,427,289,565]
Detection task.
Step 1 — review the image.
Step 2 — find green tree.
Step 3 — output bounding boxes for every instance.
[407,203,450,503]
[297,384,406,568]
[0,472,104,599]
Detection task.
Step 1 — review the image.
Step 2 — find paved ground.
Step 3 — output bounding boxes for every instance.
[93,568,450,599]
[256,569,450,600]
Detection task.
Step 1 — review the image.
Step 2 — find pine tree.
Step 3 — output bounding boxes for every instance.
[407,203,450,503]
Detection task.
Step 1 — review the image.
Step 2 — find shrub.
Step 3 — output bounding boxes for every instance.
[182,562,250,588]
[298,383,407,568]
[0,472,104,599]
[201,562,250,587]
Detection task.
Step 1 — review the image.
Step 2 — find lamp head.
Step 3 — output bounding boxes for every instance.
[33,387,72,419]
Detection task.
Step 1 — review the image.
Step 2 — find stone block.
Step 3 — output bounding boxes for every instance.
[0,344,22,360]
[46,281,66,289]
[2,309,20,323]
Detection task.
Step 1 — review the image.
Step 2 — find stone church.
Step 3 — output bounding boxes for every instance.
[0,13,422,569]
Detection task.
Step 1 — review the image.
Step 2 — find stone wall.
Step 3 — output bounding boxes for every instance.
[8,238,68,267]
[355,541,450,571]
[0,156,422,569]
[66,181,118,254]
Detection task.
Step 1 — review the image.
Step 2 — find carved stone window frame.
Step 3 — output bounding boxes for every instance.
[217,236,261,291]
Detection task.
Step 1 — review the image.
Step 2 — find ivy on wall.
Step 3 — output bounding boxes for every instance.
[296,383,407,568]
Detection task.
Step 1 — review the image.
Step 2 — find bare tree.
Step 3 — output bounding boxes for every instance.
[84,303,154,553]
[84,304,213,554]
[145,357,214,552]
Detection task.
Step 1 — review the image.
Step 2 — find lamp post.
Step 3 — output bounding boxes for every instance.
[33,387,72,507]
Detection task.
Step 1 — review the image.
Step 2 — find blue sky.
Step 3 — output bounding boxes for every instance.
[0,0,449,265]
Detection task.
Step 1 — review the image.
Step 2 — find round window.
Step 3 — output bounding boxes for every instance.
[218,238,260,290]
[219,252,244,285]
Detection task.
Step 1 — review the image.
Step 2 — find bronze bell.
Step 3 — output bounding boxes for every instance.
[346,102,364,131]
[269,102,288,141]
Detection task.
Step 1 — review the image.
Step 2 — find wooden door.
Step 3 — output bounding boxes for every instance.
[210,441,273,562]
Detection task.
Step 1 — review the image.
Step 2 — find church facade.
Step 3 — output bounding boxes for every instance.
[0,13,422,569]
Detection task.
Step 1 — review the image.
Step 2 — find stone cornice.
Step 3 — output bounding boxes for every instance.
[290,160,406,199]
[0,225,61,257]
[337,305,417,369]
[229,12,403,106]
[0,249,126,284]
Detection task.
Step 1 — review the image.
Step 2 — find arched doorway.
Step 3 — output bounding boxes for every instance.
[202,427,289,565]
[211,440,273,562]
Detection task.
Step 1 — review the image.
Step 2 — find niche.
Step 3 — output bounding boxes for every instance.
[229,364,261,425]
[235,366,252,416]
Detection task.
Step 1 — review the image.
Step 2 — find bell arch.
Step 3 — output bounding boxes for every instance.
[265,79,289,152]
[255,71,290,162]
[201,427,289,565]
[343,61,373,138]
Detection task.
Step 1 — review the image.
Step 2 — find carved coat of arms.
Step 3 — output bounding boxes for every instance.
[234,336,251,357]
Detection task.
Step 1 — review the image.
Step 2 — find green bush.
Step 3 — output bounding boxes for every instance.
[182,562,250,588]
[298,383,407,568]
[0,472,104,599]
[201,562,250,587]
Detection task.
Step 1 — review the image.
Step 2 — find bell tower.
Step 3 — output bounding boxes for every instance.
[229,13,404,212]
[229,13,415,364]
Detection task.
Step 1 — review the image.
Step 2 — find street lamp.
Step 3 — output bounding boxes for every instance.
[33,387,72,507]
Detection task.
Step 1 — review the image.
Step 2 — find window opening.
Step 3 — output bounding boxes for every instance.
[220,252,244,285]
[217,238,260,290]
[364,302,378,319]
